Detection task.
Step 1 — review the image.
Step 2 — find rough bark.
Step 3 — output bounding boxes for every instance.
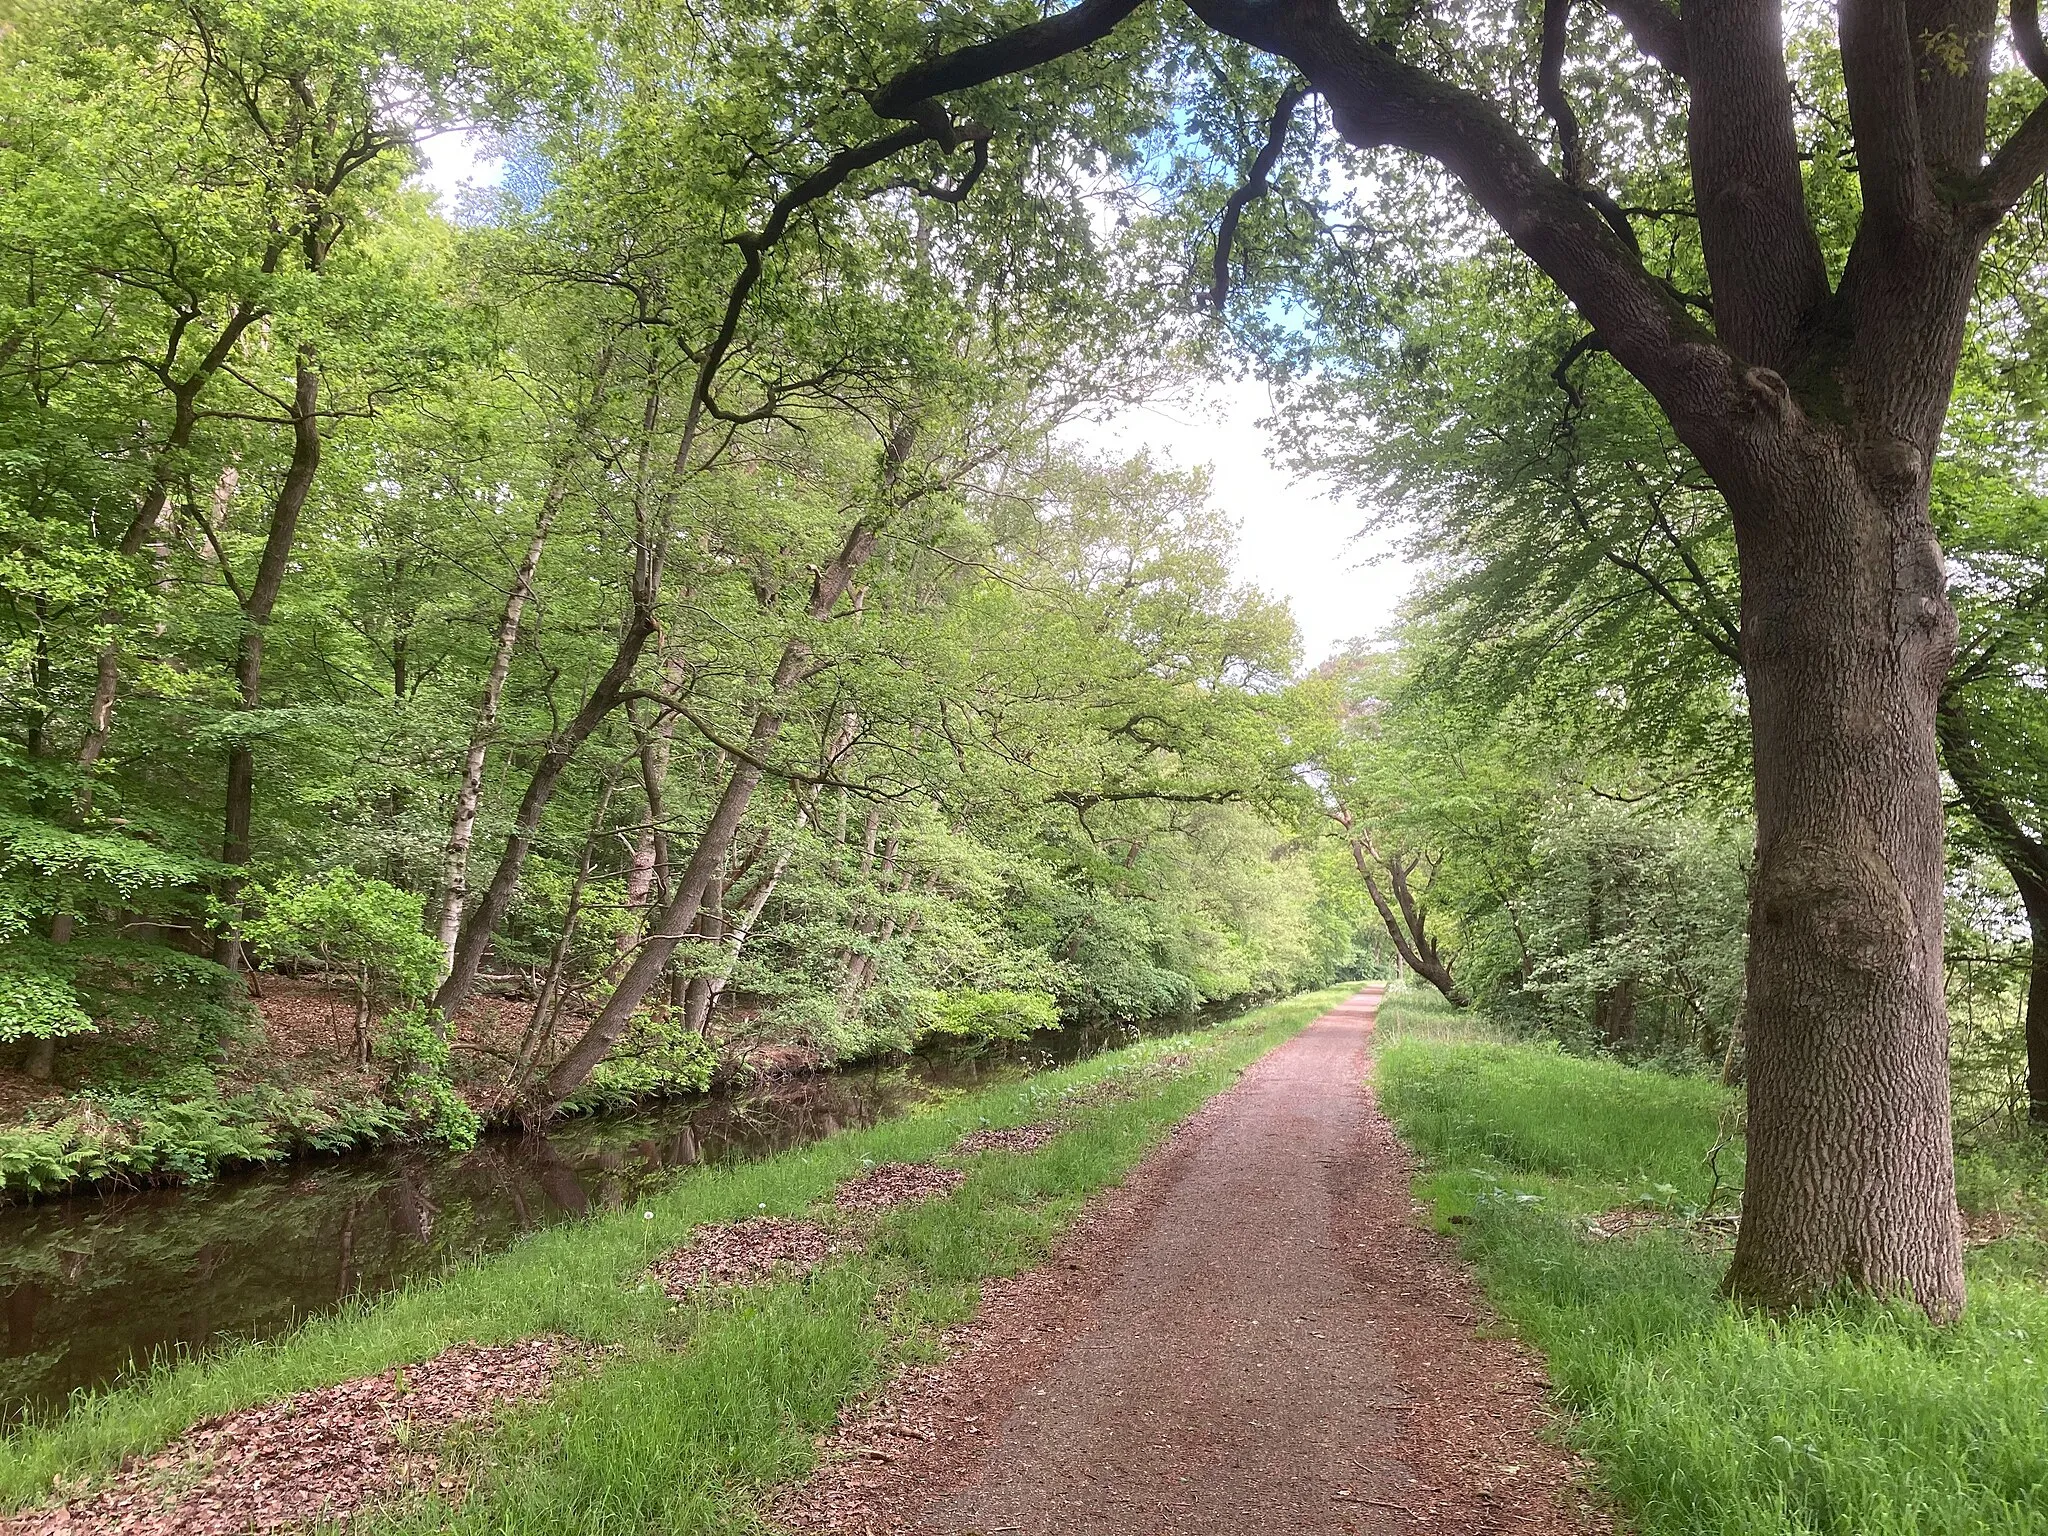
[1721,447,1963,1316]
[215,351,323,971]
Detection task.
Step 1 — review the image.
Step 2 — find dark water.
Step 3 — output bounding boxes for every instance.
[0,1019,1175,1421]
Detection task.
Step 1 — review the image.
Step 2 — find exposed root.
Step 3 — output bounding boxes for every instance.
[4,1338,575,1536]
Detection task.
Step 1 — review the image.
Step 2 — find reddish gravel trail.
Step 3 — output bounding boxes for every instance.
[781,989,1609,1536]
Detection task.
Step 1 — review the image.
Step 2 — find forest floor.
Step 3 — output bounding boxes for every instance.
[775,989,1607,1536]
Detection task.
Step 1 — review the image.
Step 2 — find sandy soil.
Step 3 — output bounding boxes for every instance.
[777,989,1611,1536]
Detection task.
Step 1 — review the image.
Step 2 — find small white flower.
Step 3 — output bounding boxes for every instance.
[643,1211,655,1220]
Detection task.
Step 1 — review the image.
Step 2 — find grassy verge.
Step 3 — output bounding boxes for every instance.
[0,984,1354,1528]
[1374,986,2048,1536]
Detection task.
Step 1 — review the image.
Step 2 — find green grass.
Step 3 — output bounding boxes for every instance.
[1374,985,2048,1536]
[0,985,1355,1531]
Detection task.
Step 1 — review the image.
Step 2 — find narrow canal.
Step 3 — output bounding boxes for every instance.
[0,1019,1186,1421]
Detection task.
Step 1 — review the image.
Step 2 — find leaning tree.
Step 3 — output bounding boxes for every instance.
[719,0,2048,1316]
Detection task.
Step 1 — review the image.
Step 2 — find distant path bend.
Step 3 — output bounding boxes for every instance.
[780,990,1610,1536]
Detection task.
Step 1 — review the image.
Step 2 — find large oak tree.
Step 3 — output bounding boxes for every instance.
[766,0,2048,1316]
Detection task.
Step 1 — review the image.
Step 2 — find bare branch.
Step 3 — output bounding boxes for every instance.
[2013,0,2047,82]
[869,135,992,204]
[1563,485,1743,662]
[1551,328,1607,410]
[1539,0,1586,182]
[1053,784,1245,811]
[867,0,1151,119]
[1184,0,1738,449]
[1969,100,2048,219]
[1965,0,2048,218]
[689,123,935,433]
[1211,82,1306,309]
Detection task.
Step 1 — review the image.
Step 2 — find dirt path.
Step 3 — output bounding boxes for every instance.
[779,989,1610,1536]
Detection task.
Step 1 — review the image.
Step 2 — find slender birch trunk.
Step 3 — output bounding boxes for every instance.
[436,472,574,974]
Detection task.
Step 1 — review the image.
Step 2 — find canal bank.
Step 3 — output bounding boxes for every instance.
[0,988,1348,1525]
[0,1005,1262,1420]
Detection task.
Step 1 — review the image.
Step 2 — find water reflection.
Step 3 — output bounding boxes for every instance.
[0,1016,1192,1421]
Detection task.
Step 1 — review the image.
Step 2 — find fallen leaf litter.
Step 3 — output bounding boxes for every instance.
[951,1123,1060,1156]
[834,1162,966,1214]
[2,1337,575,1536]
[14,1106,1126,1532]
[649,1216,845,1295]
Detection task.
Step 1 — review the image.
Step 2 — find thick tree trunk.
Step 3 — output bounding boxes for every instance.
[216,353,323,972]
[1723,449,1964,1318]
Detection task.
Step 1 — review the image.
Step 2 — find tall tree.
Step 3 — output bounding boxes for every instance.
[764,0,2048,1313]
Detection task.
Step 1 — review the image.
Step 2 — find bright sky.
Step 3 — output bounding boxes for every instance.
[1063,384,1412,667]
[413,146,1413,671]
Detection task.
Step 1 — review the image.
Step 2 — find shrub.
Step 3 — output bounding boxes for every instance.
[920,987,1060,1044]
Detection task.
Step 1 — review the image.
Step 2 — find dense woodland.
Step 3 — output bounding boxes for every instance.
[0,0,1386,1186]
[1,0,2046,1325]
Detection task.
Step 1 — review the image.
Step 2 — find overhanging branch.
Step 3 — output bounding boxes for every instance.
[1966,0,2048,220]
[1599,0,1688,75]
[2016,0,2047,82]
[1183,0,1734,441]
[1211,82,1306,309]
[1539,0,1585,182]
[867,0,1151,119]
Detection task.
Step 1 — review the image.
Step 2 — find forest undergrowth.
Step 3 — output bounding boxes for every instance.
[0,985,1350,1530]
[1375,987,2048,1536]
